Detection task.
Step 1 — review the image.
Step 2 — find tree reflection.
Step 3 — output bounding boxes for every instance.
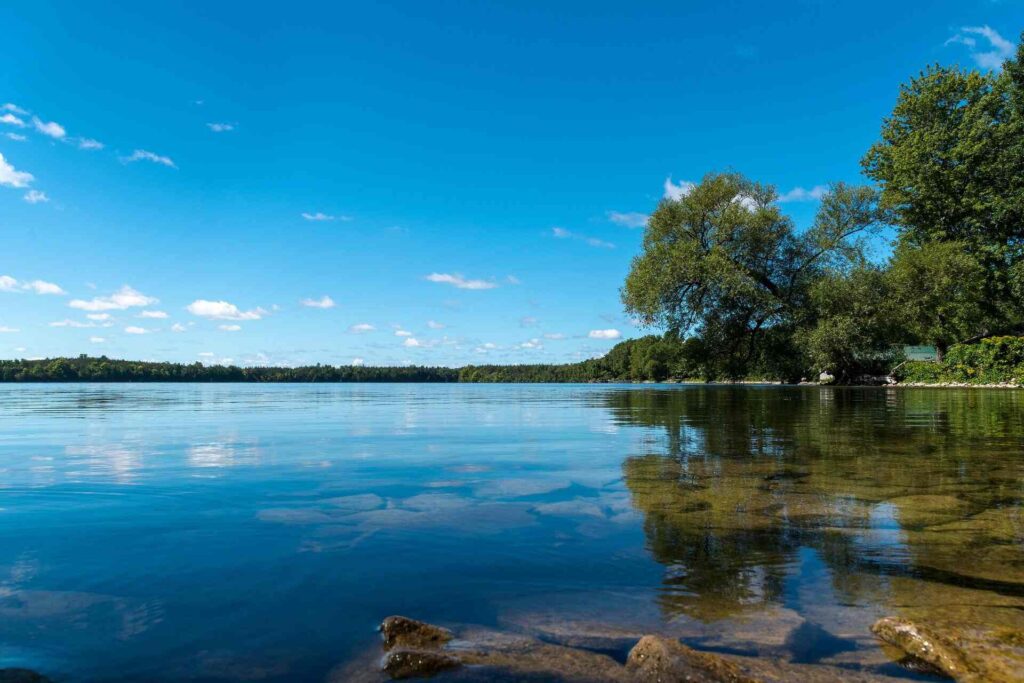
[610,386,1024,621]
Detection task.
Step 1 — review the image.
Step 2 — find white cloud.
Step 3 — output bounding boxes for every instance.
[124,326,148,334]
[71,286,158,311]
[198,352,215,358]
[947,26,1016,70]
[139,310,168,319]
[506,275,522,285]
[219,324,241,332]
[50,319,97,328]
[349,323,375,333]
[394,329,412,337]
[777,185,827,203]
[207,123,234,132]
[186,299,265,320]
[403,337,421,347]
[89,336,105,343]
[1,276,65,295]
[171,323,187,332]
[664,177,696,200]
[301,211,351,222]
[588,328,622,340]
[520,316,538,327]
[551,227,614,249]
[23,190,48,204]
[0,326,20,333]
[544,333,566,340]
[31,117,65,139]
[123,149,176,168]
[351,357,365,366]
[23,279,63,294]
[0,153,33,188]
[2,104,27,115]
[426,320,445,329]
[77,138,104,150]
[4,133,26,142]
[0,113,25,127]
[87,313,111,321]
[300,295,336,309]
[425,273,498,290]
[520,338,543,350]
[607,211,648,228]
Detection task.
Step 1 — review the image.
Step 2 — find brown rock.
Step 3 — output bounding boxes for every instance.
[381,648,460,679]
[380,615,453,651]
[626,635,761,682]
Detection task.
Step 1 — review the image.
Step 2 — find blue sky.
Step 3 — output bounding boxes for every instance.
[1,2,1021,367]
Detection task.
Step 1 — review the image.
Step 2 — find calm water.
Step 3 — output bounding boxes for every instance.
[0,384,1022,681]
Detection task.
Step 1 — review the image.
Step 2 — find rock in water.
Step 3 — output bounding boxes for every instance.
[381,649,461,679]
[871,616,1024,682]
[626,635,760,682]
[380,615,453,651]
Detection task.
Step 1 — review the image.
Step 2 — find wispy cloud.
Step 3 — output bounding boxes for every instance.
[300,295,336,309]
[301,212,351,222]
[777,185,827,203]
[187,299,265,320]
[124,326,148,334]
[31,116,65,139]
[946,25,1016,70]
[520,338,543,350]
[426,320,445,329]
[218,324,241,332]
[425,273,498,290]
[23,189,48,204]
[544,333,566,340]
[123,149,176,168]
[0,326,20,333]
[89,336,105,343]
[551,227,615,249]
[50,319,97,328]
[349,323,375,333]
[588,328,622,340]
[0,153,33,188]
[171,323,187,332]
[664,177,696,200]
[2,104,28,115]
[1,275,65,295]
[0,113,25,128]
[4,133,26,142]
[70,286,157,311]
[607,211,648,228]
[207,122,235,132]
[394,329,412,337]
[139,310,168,319]
[77,138,104,150]
[403,337,421,347]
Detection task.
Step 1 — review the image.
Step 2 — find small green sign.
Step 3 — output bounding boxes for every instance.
[904,345,938,361]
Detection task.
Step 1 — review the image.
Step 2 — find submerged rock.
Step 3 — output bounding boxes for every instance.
[871,616,1024,682]
[380,615,453,651]
[371,616,769,682]
[626,635,761,682]
[382,649,461,679]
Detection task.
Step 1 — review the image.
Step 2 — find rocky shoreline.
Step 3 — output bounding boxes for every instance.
[325,614,1024,682]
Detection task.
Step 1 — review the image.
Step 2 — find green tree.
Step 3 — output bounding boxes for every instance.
[887,241,990,358]
[622,172,879,379]
[862,38,1024,334]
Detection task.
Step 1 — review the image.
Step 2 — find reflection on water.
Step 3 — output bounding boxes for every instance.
[0,384,1021,680]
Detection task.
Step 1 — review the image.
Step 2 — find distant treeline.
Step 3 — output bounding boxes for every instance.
[0,356,458,383]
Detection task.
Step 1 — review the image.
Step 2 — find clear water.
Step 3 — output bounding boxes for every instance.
[0,384,1022,681]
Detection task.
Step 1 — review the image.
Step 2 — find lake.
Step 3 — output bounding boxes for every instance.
[0,383,1022,681]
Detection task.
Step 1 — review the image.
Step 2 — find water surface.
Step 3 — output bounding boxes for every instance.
[0,384,1022,681]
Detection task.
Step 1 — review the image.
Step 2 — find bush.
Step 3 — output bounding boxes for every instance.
[894,337,1024,384]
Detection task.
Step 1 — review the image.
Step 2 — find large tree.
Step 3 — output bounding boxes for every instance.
[862,36,1024,337]
[622,172,880,378]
